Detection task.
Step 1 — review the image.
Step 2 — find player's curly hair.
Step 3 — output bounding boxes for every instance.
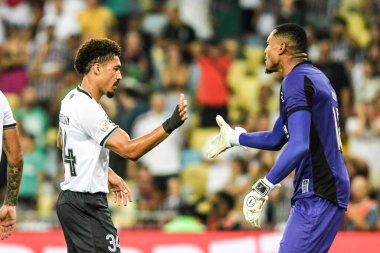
[74,38,121,75]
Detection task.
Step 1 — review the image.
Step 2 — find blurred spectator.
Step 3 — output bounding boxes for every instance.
[77,0,116,39]
[162,2,196,46]
[141,3,168,38]
[276,0,305,26]
[305,25,320,62]
[160,41,191,110]
[0,24,29,95]
[39,0,84,42]
[18,132,45,210]
[207,191,241,230]
[196,38,231,127]
[160,42,190,93]
[122,30,153,83]
[103,0,141,36]
[0,0,33,28]
[315,35,353,123]
[239,0,262,35]
[179,0,213,40]
[342,175,378,231]
[160,177,182,212]
[132,93,184,194]
[249,150,275,182]
[263,180,292,230]
[329,16,355,64]
[344,155,370,180]
[29,21,68,111]
[351,59,380,106]
[135,162,161,211]
[125,14,153,56]
[211,0,242,39]
[223,156,250,200]
[13,86,49,150]
[346,97,380,188]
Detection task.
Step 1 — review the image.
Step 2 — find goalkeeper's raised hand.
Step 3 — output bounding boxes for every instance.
[243,177,280,228]
[207,115,246,159]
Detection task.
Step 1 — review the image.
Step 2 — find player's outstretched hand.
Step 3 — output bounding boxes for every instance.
[0,205,16,240]
[243,178,280,227]
[108,173,133,207]
[207,115,246,159]
[162,93,188,133]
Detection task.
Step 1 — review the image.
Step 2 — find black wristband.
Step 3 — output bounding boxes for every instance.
[163,105,184,133]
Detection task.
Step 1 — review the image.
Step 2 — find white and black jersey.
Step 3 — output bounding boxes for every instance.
[58,86,119,193]
[0,91,17,161]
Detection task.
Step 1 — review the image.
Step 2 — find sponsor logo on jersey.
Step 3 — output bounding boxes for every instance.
[302,179,309,193]
[59,113,70,125]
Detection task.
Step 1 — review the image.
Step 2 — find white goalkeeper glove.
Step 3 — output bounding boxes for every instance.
[243,177,281,228]
[207,115,246,159]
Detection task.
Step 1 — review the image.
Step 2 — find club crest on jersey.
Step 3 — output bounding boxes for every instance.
[302,179,309,193]
[100,119,110,132]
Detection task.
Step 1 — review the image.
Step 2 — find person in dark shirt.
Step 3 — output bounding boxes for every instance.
[315,35,353,120]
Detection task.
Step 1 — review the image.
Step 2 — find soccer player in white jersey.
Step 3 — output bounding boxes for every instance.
[0,91,23,240]
[56,38,188,252]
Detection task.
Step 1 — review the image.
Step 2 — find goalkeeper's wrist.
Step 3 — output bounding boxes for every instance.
[252,177,275,197]
[230,127,247,146]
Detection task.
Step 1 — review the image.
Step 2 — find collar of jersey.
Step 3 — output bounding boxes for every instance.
[77,85,93,99]
[291,60,312,72]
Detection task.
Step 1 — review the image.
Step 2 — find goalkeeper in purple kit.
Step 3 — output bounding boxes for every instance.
[208,23,350,252]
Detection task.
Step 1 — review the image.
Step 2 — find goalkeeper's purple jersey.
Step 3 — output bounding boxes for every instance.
[279,61,350,209]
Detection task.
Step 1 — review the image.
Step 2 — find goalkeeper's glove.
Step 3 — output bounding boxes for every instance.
[207,115,246,159]
[243,177,281,228]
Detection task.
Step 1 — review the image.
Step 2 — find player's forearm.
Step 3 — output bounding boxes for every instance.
[266,138,308,184]
[108,126,169,161]
[3,128,23,206]
[4,156,23,206]
[266,111,310,184]
[239,117,287,151]
[240,131,286,150]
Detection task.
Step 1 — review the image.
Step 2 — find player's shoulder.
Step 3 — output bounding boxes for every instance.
[284,62,322,86]
[62,86,95,105]
[0,91,7,102]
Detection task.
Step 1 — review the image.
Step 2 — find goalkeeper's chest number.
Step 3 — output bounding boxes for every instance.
[61,129,77,176]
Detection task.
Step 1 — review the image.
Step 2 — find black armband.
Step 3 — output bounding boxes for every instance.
[163,105,184,133]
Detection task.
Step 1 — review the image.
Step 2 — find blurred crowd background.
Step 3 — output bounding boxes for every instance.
[0,0,380,232]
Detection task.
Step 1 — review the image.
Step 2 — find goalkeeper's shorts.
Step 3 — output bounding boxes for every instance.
[279,196,345,253]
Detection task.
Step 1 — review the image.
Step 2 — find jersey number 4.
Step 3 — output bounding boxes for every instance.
[61,129,77,176]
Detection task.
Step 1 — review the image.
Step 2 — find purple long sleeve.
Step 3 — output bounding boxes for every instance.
[266,110,311,184]
[239,116,288,151]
